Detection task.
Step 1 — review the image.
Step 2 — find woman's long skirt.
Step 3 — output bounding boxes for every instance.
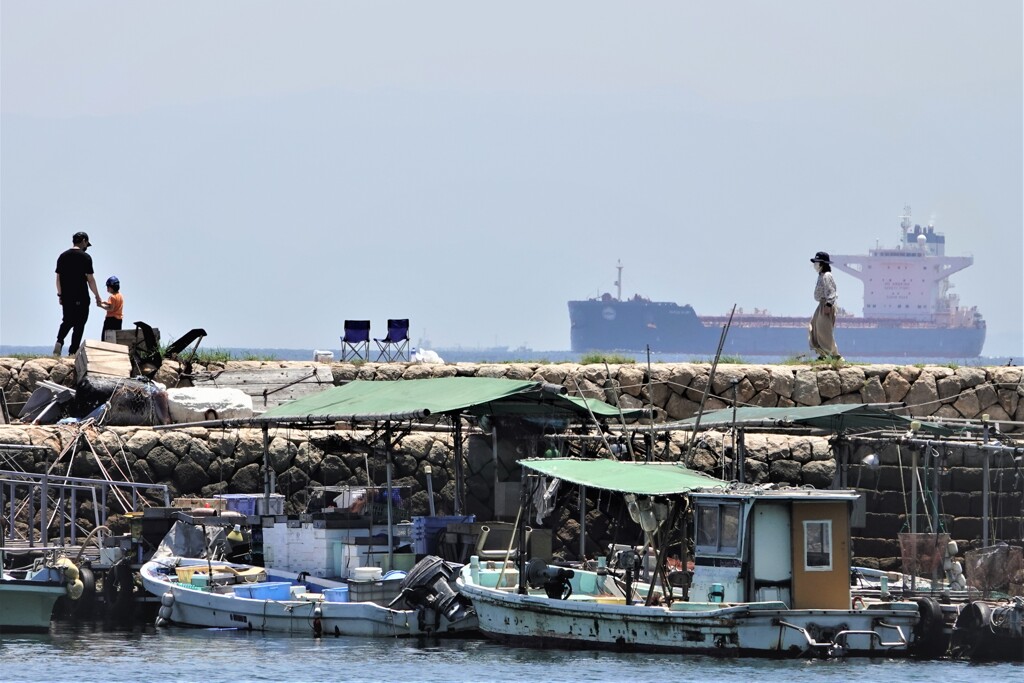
[809,302,840,358]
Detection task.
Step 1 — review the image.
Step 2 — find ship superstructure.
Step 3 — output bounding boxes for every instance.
[831,207,979,328]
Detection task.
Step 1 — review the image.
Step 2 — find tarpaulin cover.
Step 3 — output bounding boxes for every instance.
[259,376,639,423]
[673,404,956,436]
[519,457,725,496]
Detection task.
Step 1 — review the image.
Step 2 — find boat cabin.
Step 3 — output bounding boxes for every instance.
[689,488,855,609]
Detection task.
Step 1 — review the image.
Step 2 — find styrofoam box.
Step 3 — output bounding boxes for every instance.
[166,387,254,423]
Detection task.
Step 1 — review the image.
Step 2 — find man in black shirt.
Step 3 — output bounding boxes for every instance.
[54,232,102,355]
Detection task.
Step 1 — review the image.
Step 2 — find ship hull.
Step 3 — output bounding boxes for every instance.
[568,300,986,358]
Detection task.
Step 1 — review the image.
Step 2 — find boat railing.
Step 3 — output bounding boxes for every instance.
[0,468,170,548]
[775,618,908,656]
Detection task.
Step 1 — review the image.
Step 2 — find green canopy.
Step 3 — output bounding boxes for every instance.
[258,376,640,424]
[519,457,725,496]
[674,404,956,436]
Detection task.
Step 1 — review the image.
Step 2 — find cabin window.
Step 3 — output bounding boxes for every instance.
[695,502,741,557]
[803,520,833,571]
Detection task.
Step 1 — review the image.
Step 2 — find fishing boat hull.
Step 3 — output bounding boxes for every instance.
[0,579,67,633]
[141,558,476,637]
[460,567,922,658]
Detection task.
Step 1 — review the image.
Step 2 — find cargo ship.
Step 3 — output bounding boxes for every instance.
[568,208,986,358]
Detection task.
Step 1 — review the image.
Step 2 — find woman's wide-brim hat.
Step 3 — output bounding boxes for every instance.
[810,251,831,264]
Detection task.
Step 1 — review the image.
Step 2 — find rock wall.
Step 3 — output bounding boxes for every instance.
[1,357,1021,569]
[3,358,1022,430]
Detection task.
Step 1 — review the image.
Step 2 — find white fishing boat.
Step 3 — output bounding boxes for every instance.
[459,458,941,658]
[0,549,81,633]
[140,522,475,637]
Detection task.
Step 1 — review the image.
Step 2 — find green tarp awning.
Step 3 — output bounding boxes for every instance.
[258,376,640,423]
[519,457,725,496]
[674,404,956,436]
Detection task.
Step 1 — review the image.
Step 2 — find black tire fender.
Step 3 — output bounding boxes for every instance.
[911,597,947,659]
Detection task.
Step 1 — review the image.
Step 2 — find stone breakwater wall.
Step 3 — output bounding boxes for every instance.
[1,358,1021,567]
[2,358,1022,429]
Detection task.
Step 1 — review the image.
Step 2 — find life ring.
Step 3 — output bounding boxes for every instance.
[852,596,866,610]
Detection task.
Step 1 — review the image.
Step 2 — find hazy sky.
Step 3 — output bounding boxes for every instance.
[2,1,1021,357]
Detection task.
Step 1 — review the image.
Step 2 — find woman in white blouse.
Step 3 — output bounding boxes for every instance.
[809,251,842,360]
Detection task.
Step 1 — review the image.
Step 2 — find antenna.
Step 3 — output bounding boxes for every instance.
[900,204,912,245]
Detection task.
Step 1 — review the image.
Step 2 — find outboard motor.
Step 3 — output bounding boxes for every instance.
[614,548,642,603]
[525,558,574,600]
[388,556,474,630]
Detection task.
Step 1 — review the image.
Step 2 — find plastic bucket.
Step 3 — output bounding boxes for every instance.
[352,566,382,581]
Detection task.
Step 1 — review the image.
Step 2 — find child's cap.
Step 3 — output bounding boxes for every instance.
[106,276,120,287]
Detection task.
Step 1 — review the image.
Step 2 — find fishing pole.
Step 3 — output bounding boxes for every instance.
[682,304,736,467]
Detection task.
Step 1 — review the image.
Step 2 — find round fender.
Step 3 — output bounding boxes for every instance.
[67,579,85,600]
[911,597,947,659]
[78,566,96,600]
[55,557,80,583]
[951,600,992,659]
[161,592,176,607]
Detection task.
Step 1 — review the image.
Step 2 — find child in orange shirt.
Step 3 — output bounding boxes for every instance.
[98,275,124,342]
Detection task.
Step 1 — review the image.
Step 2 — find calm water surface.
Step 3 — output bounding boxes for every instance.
[0,621,1019,682]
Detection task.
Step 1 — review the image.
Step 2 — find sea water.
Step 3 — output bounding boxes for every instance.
[0,621,1018,682]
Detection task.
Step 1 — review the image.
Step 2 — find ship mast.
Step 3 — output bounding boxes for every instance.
[899,204,912,246]
[615,260,623,301]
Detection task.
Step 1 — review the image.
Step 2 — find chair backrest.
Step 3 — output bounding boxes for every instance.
[343,320,371,342]
[385,319,409,343]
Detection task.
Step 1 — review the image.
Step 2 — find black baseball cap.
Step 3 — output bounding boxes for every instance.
[73,232,92,246]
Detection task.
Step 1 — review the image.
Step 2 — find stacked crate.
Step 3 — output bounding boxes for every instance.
[412,515,475,556]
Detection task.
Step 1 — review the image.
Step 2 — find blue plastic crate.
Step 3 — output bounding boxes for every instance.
[233,582,292,600]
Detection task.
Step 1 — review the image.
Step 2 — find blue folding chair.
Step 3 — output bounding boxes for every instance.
[340,320,371,361]
[374,319,410,362]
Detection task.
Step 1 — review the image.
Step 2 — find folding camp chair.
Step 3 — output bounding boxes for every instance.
[131,321,164,378]
[164,328,207,376]
[374,319,410,362]
[340,320,371,361]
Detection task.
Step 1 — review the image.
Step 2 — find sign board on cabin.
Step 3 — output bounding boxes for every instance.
[75,339,133,380]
